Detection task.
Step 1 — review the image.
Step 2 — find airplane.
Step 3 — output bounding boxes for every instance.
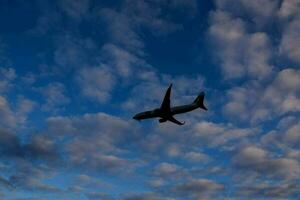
[133,84,207,125]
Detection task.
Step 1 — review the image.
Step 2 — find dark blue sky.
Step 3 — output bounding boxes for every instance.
[0,0,300,199]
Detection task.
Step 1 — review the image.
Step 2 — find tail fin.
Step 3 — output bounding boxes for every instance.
[193,92,207,110]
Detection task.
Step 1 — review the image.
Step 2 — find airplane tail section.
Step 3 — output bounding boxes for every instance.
[193,92,207,110]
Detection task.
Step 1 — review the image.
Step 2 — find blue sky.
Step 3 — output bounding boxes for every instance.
[0,0,300,199]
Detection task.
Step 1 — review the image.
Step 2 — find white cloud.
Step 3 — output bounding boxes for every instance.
[278,0,300,18]
[0,96,16,129]
[287,149,300,160]
[54,34,97,71]
[280,16,300,64]
[153,162,185,179]
[85,154,134,173]
[0,67,16,93]
[99,0,195,57]
[184,151,210,163]
[47,112,133,140]
[28,5,62,36]
[192,121,256,148]
[77,65,116,103]
[122,0,183,36]
[275,68,300,91]
[0,67,16,80]
[122,192,169,200]
[58,0,90,20]
[216,0,278,27]
[46,112,141,173]
[86,192,114,200]
[165,144,181,158]
[260,119,300,151]
[36,82,70,112]
[72,174,111,189]
[262,68,300,114]
[147,179,166,188]
[223,68,300,122]
[9,161,61,193]
[171,178,224,199]
[99,8,144,53]
[236,182,300,198]
[101,44,152,79]
[25,134,58,160]
[208,11,273,79]
[283,122,300,145]
[16,97,36,125]
[233,146,300,180]
[0,69,35,128]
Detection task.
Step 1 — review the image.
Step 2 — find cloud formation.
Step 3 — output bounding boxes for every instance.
[0,0,299,199]
[208,4,274,79]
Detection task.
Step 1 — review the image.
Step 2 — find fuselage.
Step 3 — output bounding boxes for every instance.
[133,103,199,120]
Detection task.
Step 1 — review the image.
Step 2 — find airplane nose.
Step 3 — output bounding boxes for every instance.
[133,113,142,121]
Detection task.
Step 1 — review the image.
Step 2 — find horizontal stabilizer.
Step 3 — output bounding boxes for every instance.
[159,118,167,123]
[168,116,185,125]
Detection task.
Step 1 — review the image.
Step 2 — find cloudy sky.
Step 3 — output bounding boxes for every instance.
[0,0,300,199]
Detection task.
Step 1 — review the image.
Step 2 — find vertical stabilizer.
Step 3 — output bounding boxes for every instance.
[193,92,207,110]
[160,84,172,112]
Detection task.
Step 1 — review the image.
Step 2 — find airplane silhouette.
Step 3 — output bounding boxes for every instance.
[133,84,207,125]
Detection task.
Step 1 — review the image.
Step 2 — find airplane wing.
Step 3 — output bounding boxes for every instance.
[160,84,172,112]
[168,116,185,125]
